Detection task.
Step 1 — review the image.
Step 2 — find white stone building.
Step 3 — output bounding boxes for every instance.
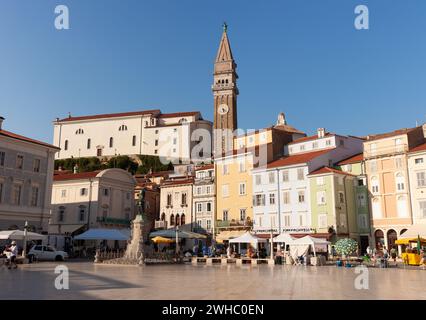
[0,117,59,232]
[49,168,136,235]
[408,138,426,226]
[192,164,215,235]
[252,129,364,236]
[53,110,212,163]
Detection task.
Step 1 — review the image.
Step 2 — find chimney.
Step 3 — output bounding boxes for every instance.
[317,128,325,138]
[423,123,426,139]
[0,116,4,130]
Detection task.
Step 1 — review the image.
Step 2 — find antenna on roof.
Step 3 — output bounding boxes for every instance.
[68,112,72,118]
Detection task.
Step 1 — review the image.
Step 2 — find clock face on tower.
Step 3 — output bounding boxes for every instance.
[218,104,229,115]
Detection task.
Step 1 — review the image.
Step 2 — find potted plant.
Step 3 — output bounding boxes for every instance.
[334,238,358,267]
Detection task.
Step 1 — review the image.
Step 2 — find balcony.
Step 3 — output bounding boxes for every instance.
[96,217,131,226]
[364,144,408,159]
[155,220,167,229]
[216,219,253,229]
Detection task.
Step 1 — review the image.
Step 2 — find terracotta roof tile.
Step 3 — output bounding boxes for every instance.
[196,164,214,171]
[53,171,100,181]
[158,111,200,118]
[366,127,418,141]
[336,153,364,165]
[266,149,334,169]
[160,178,194,187]
[0,129,60,150]
[409,142,426,153]
[56,109,161,122]
[308,166,356,177]
[288,133,334,145]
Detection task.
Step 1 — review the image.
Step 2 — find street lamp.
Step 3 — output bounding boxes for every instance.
[22,221,28,258]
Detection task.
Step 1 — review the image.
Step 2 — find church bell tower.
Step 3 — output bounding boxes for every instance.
[212,23,238,155]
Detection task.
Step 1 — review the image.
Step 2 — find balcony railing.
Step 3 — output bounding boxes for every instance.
[96,217,131,226]
[364,144,408,159]
[155,220,167,229]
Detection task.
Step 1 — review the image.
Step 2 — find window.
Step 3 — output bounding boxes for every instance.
[299,145,305,152]
[0,151,5,166]
[282,171,289,182]
[30,187,39,207]
[155,130,159,134]
[370,161,377,173]
[33,159,40,173]
[155,139,159,146]
[181,214,185,226]
[346,164,352,172]
[167,193,172,206]
[64,140,68,151]
[181,193,187,206]
[58,207,65,222]
[16,155,24,170]
[12,184,22,205]
[339,192,345,204]
[75,128,84,135]
[254,194,265,206]
[239,182,246,195]
[119,125,128,131]
[132,136,136,146]
[420,201,426,219]
[371,177,379,194]
[269,193,275,205]
[238,161,246,173]
[222,164,229,175]
[370,143,377,155]
[318,214,327,228]
[284,215,291,227]
[395,158,403,168]
[298,191,305,203]
[312,142,318,149]
[297,168,304,181]
[317,191,326,205]
[357,194,366,207]
[397,196,408,218]
[255,175,261,185]
[154,150,158,154]
[240,209,246,221]
[206,220,211,230]
[173,138,177,145]
[417,172,426,187]
[372,198,382,219]
[175,214,180,226]
[61,190,66,198]
[326,140,331,146]
[316,177,324,186]
[79,206,86,221]
[0,182,3,203]
[197,187,202,195]
[206,186,211,194]
[396,173,405,191]
[103,188,109,196]
[223,210,229,221]
[358,214,368,229]
[415,158,424,165]
[222,185,229,197]
[268,172,275,184]
[299,215,304,227]
[207,202,212,212]
[197,219,202,228]
[283,191,290,204]
[102,205,109,218]
[170,214,175,226]
[80,188,88,196]
[197,203,202,213]
[109,137,113,148]
[86,138,91,150]
[395,138,403,151]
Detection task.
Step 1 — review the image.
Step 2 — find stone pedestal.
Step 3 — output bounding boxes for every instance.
[123,214,146,265]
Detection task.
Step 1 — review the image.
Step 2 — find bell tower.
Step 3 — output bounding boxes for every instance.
[212,23,238,155]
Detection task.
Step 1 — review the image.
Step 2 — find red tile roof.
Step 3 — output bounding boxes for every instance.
[53,171,100,181]
[266,149,334,169]
[160,178,194,187]
[158,111,200,118]
[56,109,161,122]
[0,129,60,150]
[196,164,214,171]
[308,166,356,177]
[288,133,334,145]
[336,153,363,165]
[409,142,426,153]
[366,127,418,141]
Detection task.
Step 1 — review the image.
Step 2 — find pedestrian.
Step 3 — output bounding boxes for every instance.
[226,245,232,258]
[8,241,18,269]
[390,246,397,263]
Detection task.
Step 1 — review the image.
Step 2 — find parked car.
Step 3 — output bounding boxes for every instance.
[28,245,68,261]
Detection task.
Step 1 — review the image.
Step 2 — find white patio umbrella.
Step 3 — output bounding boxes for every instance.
[0,230,46,241]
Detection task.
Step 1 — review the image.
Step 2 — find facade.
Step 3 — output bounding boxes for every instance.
[0,117,59,232]
[251,129,364,238]
[192,164,215,235]
[53,110,212,163]
[159,178,194,232]
[407,139,426,226]
[364,125,426,249]
[49,168,136,235]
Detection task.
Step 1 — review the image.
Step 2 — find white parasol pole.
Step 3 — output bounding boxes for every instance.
[175,226,179,255]
[270,216,274,260]
[22,221,28,257]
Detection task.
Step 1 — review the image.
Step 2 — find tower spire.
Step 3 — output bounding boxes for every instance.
[215,23,234,63]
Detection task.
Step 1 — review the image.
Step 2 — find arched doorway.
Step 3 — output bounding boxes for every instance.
[374,229,384,249]
[400,229,408,236]
[387,229,397,249]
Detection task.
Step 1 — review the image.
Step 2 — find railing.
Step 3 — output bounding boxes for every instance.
[216,219,253,228]
[364,144,408,159]
[155,220,167,229]
[94,249,125,262]
[96,217,131,226]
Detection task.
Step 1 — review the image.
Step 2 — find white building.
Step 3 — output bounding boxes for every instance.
[49,168,136,235]
[408,138,426,226]
[252,129,364,236]
[192,164,215,235]
[0,117,59,232]
[53,110,212,163]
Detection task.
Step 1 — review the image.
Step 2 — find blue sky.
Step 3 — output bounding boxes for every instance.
[1,0,426,143]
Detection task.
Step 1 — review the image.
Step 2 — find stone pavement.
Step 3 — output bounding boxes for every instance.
[0,262,425,300]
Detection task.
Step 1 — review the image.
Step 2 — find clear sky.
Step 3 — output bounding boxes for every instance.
[1,0,426,143]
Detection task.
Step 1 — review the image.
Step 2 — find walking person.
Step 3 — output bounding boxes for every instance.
[390,246,397,264]
[8,241,18,269]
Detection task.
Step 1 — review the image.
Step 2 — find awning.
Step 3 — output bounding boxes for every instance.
[273,233,295,243]
[395,237,426,245]
[0,230,46,241]
[229,232,267,245]
[74,228,130,241]
[400,225,426,238]
[48,224,85,235]
[215,230,246,242]
[149,229,207,239]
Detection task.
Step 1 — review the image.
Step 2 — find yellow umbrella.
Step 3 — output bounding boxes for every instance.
[151,236,174,244]
[395,237,426,245]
